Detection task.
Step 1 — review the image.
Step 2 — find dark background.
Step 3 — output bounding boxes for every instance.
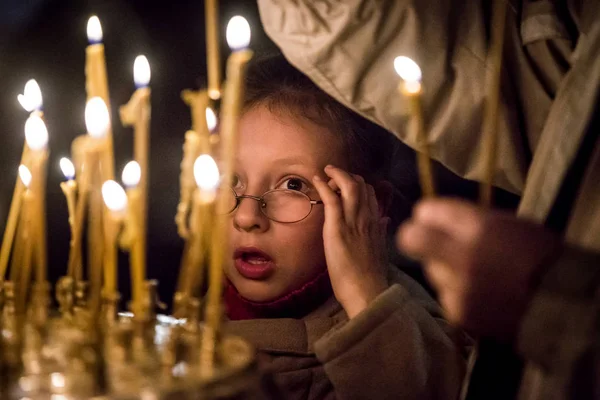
[0,0,518,307]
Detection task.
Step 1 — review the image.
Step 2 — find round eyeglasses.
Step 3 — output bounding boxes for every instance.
[223,187,324,223]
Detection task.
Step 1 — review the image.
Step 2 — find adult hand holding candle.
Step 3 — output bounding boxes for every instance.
[201,15,253,374]
[394,56,435,198]
[86,15,114,180]
[24,114,49,284]
[121,161,145,315]
[0,80,43,281]
[101,180,127,297]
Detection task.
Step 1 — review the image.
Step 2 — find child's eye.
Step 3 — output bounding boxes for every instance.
[278,178,308,192]
[231,174,243,190]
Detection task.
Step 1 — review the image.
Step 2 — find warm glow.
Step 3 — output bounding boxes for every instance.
[24,114,49,151]
[193,155,220,192]
[17,79,43,112]
[102,180,128,212]
[87,16,103,44]
[122,161,141,188]
[134,55,151,88]
[226,16,251,51]
[50,373,65,389]
[85,97,110,139]
[205,107,217,132]
[60,157,75,180]
[19,165,32,188]
[394,56,422,83]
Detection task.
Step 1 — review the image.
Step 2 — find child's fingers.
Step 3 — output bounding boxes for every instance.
[366,184,379,217]
[324,166,360,224]
[313,175,343,224]
[350,174,371,215]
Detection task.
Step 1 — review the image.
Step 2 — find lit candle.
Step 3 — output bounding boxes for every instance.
[120,56,151,306]
[181,155,219,298]
[176,107,217,238]
[0,79,43,281]
[15,166,33,313]
[394,56,435,198]
[205,0,221,100]
[479,0,508,208]
[60,157,82,281]
[202,15,253,373]
[83,97,111,312]
[10,166,32,284]
[121,160,145,313]
[24,114,49,283]
[86,15,114,180]
[60,158,77,232]
[17,79,43,113]
[101,180,127,296]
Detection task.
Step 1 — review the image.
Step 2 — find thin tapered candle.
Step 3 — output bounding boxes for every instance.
[205,0,222,100]
[480,0,508,208]
[394,56,436,198]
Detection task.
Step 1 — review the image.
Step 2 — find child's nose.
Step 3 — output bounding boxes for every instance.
[232,196,269,233]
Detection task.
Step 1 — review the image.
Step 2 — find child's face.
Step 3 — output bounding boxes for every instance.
[226,104,349,302]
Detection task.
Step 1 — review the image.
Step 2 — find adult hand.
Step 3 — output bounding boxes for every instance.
[397,198,561,341]
[313,165,389,318]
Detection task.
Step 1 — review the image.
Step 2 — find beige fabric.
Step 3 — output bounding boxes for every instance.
[257,0,529,194]
[257,0,600,398]
[225,268,466,399]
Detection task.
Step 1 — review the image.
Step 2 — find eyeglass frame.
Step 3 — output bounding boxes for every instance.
[225,186,324,223]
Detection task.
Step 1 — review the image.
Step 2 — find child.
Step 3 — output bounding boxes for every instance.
[222,54,465,399]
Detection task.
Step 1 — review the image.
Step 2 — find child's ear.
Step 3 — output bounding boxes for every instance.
[373,180,394,217]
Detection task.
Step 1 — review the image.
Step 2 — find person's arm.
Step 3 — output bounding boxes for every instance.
[517,244,600,399]
[398,199,600,398]
[314,283,465,400]
[257,0,527,195]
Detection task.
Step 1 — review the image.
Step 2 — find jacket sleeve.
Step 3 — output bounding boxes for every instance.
[313,284,465,400]
[517,244,600,399]
[257,0,527,195]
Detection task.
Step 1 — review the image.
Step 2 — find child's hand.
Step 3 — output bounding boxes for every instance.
[313,165,389,318]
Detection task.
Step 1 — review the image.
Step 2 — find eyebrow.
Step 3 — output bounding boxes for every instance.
[269,156,312,167]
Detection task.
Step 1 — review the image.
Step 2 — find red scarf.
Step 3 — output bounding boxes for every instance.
[224,269,333,320]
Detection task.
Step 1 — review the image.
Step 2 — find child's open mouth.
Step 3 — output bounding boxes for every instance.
[233,247,275,280]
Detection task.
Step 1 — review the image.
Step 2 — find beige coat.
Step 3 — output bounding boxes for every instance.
[225,268,466,399]
[257,0,600,398]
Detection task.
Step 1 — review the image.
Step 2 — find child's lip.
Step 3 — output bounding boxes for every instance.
[233,247,273,261]
[233,247,275,280]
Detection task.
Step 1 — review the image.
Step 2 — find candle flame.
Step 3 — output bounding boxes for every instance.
[122,161,141,187]
[17,79,43,112]
[19,165,32,188]
[205,107,217,132]
[87,16,103,44]
[60,157,75,180]
[134,55,151,88]
[24,114,49,151]
[394,56,422,84]
[102,180,128,213]
[85,97,110,139]
[50,373,66,389]
[226,16,251,51]
[193,155,220,192]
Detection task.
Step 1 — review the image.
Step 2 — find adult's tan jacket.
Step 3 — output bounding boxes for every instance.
[257,0,600,399]
[225,268,466,399]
